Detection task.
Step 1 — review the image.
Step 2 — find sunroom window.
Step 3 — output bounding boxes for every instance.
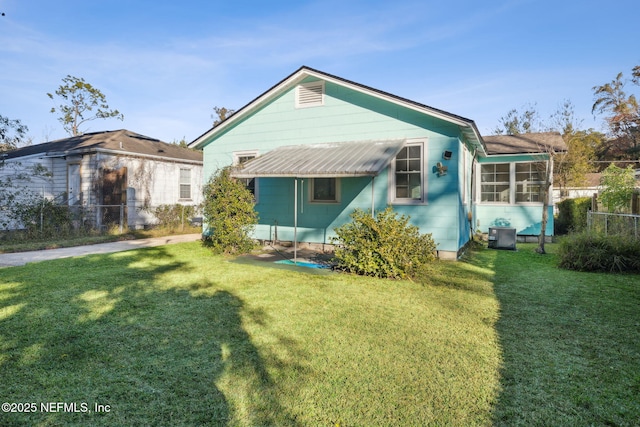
[515,162,545,202]
[478,162,548,204]
[480,163,510,203]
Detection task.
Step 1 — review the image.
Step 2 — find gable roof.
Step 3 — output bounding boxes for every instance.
[190,66,485,154]
[482,132,567,156]
[1,129,202,163]
[231,139,406,178]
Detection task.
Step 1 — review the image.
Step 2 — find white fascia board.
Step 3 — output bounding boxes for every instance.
[190,69,311,150]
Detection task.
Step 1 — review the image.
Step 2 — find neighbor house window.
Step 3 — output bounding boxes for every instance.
[478,162,548,204]
[179,168,191,199]
[515,162,545,202]
[310,178,339,203]
[480,163,510,203]
[391,141,425,203]
[233,151,259,198]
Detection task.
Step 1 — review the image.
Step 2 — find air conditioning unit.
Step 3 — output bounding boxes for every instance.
[487,227,517,250]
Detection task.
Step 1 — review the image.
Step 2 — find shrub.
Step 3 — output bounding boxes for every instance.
[555,197,591,234]
[152,204,197,232]
[599,164,636,213]
[331,207,437,279]
[9,196,79,238]
[558,231,640,273]
[202,167,258,254]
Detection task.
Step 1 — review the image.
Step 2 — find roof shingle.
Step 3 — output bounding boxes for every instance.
[483,132,567,155]
[2,129,202,163]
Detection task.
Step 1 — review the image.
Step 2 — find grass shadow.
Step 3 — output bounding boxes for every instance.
[0,245,299,426]
[481,244,640,426]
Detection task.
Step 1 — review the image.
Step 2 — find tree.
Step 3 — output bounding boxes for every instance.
[172,137,189,148]
[494,104,559,254]
[48,75,123,136]
[493,103,541,135]
[599,163,636,213]
[534,153,554,254]
[554,129,601,193]
[592,68,640,157]
[202,167,258,254]
[546,100,599,193]
[0,115,29,152]
[212,106,235,127]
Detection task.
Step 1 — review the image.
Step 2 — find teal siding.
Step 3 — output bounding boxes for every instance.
[201,78,469,254]
[474,153,555,237]
[475,205,554,236]
[202,79,460,180]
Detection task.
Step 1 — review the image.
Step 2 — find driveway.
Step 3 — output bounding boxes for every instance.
[0,234,202,268]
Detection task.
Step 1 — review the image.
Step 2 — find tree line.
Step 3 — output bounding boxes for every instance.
[493,64,640,190]
[2,65,639,176]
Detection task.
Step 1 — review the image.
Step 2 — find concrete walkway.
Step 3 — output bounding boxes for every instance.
[0,234,202,268]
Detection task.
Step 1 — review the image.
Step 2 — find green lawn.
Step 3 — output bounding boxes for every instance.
[0,242,638,426]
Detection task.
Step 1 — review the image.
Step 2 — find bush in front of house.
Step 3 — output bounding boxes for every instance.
[331,207,437,279]
[9,195,79,238]
[555,197,592,234]
[202,167,258,254]
[153,204,198,232]
[558,231,640,273]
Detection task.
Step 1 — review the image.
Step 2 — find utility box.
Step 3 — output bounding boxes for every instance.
[488,227,517,250]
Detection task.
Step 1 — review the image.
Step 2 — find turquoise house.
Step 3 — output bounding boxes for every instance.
[190,66,565,259]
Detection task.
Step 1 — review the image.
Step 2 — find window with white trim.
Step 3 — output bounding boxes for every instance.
[478,161,547,204]
[391,141,425,203]
[233,151,258,198]
[515,162,545,202]
[480,163,510,203]
[310,178,339,203]
[179,168,191,200]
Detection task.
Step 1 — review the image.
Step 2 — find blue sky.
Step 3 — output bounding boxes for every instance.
[1,0,638,144]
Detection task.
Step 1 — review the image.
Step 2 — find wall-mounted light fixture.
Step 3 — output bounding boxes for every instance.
[443,150,452,160]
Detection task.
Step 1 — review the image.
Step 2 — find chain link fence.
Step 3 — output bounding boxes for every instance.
[587,211,640,239]
[1,202,202,238]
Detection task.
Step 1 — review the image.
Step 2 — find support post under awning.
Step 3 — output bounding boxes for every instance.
[371,176,375,217]
[293,178,298,264]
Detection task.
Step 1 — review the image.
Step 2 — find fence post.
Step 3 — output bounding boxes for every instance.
[120,203,124,234]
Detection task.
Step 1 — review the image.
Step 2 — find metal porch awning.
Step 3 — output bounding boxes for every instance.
[230,139,406,265]
[230,139,406,178]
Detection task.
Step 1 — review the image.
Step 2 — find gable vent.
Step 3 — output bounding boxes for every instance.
[296,81,324,108]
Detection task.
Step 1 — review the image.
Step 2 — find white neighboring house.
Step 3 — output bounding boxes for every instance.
[553,172,602,204]
[0,129,203,230]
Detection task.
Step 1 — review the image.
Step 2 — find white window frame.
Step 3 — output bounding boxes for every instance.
[462,144,468,205]
[389,139,427,205]
[479,163,511,204]
[309,177,340,204]
[233,150,259,202]
[179,168,192,200]
[515,162,546,203]
[477,161,548,205]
